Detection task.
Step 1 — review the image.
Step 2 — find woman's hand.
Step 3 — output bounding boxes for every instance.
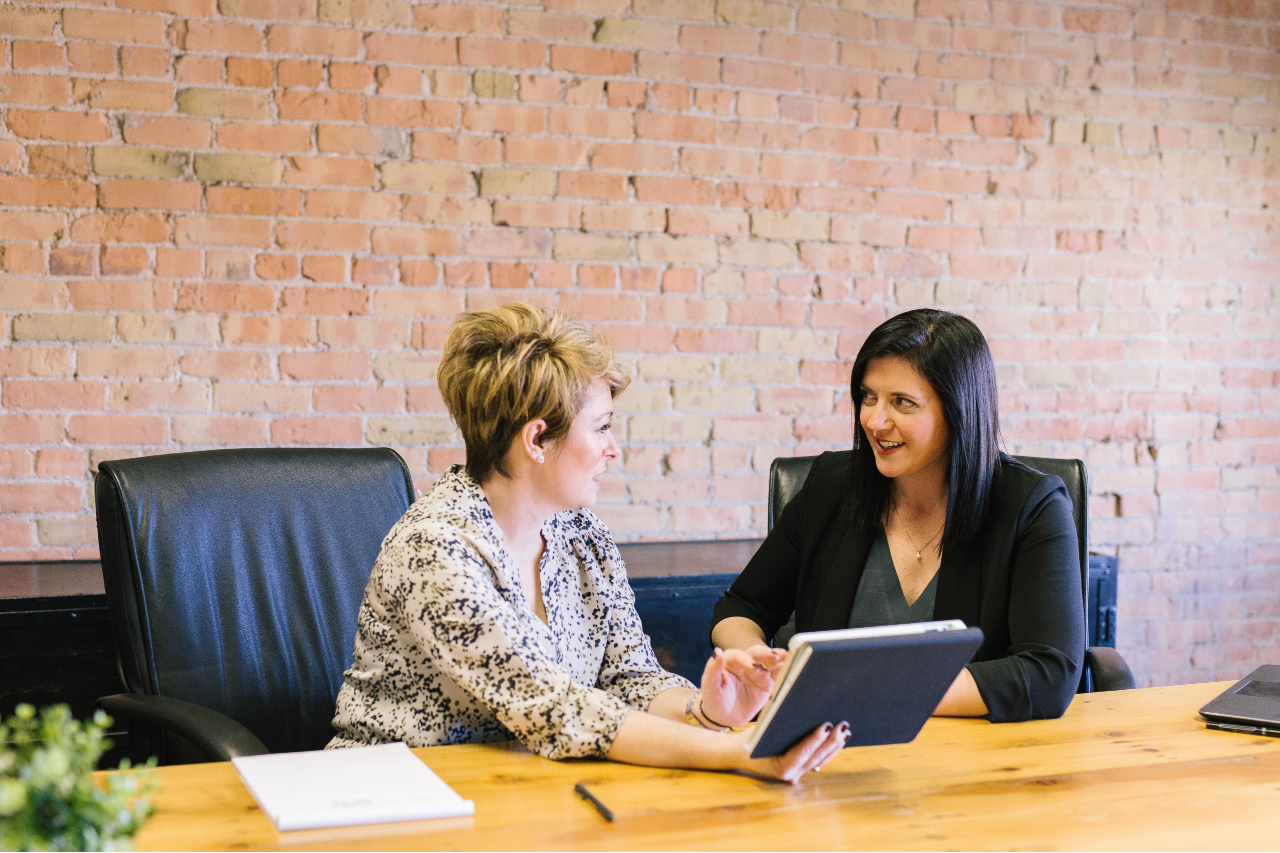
[698,644,788,729]
[734,721,850,783]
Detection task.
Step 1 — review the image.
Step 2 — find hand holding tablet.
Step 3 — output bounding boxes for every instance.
[745,620,985,758]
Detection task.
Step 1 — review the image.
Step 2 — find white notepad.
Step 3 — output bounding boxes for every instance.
[232,742,475,831]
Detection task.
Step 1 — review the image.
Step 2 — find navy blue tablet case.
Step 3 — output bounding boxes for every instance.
[749,627,985,758]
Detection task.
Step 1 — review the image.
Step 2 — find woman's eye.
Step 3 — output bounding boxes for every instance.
[896,397,917,409]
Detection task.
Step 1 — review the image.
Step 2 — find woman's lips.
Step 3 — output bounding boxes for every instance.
[874,439,904,455]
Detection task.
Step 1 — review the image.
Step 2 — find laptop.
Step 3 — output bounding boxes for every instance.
[1199,665,1280,735]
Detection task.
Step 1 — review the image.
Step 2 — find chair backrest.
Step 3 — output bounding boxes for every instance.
[767,453,1089,612]
[96,448,414,760]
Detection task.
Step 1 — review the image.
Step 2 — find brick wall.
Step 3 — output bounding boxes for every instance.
[1,0,1277,686]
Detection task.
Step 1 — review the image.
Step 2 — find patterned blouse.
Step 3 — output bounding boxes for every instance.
[328,465,692,759]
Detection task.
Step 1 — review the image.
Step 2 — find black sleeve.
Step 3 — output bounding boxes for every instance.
[967,485,1086,722]
[710,463,814,644]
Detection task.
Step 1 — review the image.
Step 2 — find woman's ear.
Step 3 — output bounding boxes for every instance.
[520,419,548,464]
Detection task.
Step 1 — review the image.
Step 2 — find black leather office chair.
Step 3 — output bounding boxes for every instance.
[94,448,415,764]
[767,454,1136,692]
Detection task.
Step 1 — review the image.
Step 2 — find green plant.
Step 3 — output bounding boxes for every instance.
[0,704,156,852]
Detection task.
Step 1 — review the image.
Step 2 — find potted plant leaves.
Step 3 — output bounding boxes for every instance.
[1,704,156,852]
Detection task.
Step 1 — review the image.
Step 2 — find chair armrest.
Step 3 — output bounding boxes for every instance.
[98,693,269,761]
[1085,647,1136,692]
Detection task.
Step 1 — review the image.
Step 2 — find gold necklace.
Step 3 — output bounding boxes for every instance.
[892,499,944,561]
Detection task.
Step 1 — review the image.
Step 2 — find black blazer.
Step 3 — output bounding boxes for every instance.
[712,451,1085,722]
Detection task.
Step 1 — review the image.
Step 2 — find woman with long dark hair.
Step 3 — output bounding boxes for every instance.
[711,308,1085,721]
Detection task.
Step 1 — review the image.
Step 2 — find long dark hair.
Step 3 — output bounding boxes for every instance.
[848,308,1001,548]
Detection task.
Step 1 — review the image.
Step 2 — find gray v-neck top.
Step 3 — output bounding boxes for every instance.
[847,531,938,628]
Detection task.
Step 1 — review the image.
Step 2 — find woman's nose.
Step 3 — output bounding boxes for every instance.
[605,431,621,459]
[863,402,888,431]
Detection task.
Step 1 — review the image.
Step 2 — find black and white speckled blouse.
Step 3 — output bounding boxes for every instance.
[328,465,692,759]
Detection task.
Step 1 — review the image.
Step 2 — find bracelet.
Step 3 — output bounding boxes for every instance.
[699,695,734,730]
[684,691,728,732]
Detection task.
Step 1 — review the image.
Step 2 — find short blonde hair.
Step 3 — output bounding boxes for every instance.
[437,303,630,484]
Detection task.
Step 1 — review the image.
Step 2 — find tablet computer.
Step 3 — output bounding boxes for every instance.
[745,620,985,758]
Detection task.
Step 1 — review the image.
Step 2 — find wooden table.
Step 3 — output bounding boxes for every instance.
[122,681,1280,851]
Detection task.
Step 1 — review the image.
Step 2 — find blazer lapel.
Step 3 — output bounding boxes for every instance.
[809,515,874,631]
[933,536,982,628]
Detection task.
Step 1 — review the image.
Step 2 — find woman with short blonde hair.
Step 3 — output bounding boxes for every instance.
[331,303,846,781]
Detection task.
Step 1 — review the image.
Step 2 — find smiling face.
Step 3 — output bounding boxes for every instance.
[858,356,951,483]
[539,379,620,511]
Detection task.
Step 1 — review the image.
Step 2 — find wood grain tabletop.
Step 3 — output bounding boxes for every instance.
[120,680,1280,851]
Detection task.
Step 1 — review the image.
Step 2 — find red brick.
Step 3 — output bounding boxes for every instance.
[6,110,110,142]
[400,259,440,286]
[176,216,273,248]
[49,246,96,276]
[557,171,628,200]
[212,382,308,414]
[219,0,316,20]
[2,245,45,274]
[274,90,361,121]
[460,37,545,69]
[278,59,325,87]
[4,380,103,411]
[67,42,117,75]
[77,348,178,378]
[365,33,456,65]
[550,44,632,76]
[548,107,633,138]
[277,285,369,315]
[313,385,404,413]
[70,212,170,244]
[268,24,362,57]
[218,123,312,153]
[221,315,314,346]
[99,180,203,211]
[64,9,167,44]
[284,156,378,187]
[637,50,719,84]
[68,414,167,445]
[271,416,363,445]
[275,220,369,251]
[415,3,504,34]
[207,187,301,216]
[633,176,714,206]
[172,415,270,446]
[301,255,347,282]
[374,226,462,256]
[34,448,83,478]
[0,484,81,514]
[226,56,272,88]
[68,280,172,312]
[13,40,64,69]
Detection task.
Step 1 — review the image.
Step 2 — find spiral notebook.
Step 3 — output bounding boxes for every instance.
[232,742,475,831]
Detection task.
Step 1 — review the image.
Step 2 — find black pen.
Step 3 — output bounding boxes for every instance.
[1206,721,1280,738]
[574,782,615,822]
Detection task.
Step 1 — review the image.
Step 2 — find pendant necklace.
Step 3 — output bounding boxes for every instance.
[893,499,944,561]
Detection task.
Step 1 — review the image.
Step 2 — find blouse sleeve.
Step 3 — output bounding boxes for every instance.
[390,520,632,760]
[583,522,695,706]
